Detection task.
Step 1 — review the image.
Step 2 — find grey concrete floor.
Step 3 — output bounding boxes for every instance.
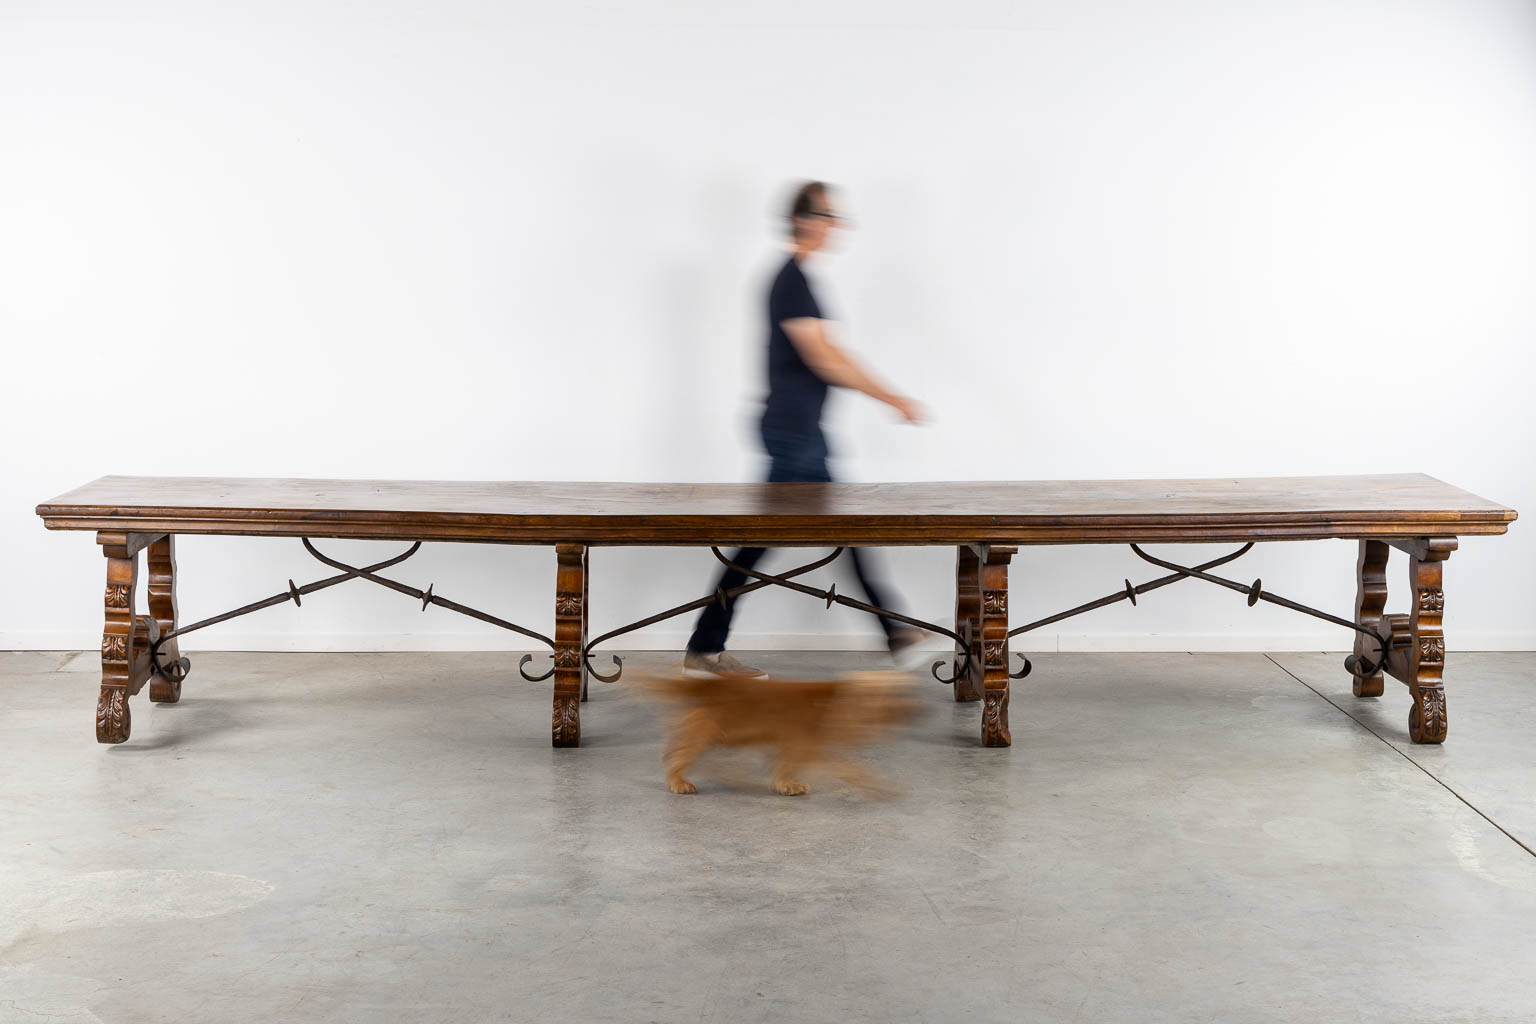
[2,650,1535,1024]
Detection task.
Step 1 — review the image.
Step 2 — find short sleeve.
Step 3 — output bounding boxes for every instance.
[772,265,822,323]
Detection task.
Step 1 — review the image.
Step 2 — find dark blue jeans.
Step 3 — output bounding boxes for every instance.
[687,427,901,653]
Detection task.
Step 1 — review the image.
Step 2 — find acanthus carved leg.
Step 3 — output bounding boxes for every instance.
[551,543,588,747]
[978,545,1017,747]
[96,532,161,744]
[1351,539,1389,698]
[147,534,188,703]
[96,685,130,744]
[1405,539,1453,744]
[952,545,983,702]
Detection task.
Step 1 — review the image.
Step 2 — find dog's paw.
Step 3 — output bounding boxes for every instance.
[668,778,699,794]
[775,779,810,796]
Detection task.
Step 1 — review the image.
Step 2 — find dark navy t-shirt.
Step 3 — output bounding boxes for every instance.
[761,256,828,436]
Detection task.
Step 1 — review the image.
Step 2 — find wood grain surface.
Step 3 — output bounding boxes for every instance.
[37,473,1516,545]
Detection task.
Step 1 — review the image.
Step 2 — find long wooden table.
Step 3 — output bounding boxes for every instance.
[37,474,1516,749]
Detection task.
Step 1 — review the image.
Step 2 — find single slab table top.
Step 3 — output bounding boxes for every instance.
[36,473,1517,545]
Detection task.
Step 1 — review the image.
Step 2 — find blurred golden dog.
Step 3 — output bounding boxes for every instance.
[626,669,923,796]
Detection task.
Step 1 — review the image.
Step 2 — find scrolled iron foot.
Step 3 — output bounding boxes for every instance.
[931,619,974,686]
[1343,635,1391,680]
[585,653,623,684]
[929,652,972,685]
[149,657,189,703]
[148,644,191,682]
[147,642,190,703]
[518,654,556,682]
[1343,652,1387,679]
[1009,653,1032,679]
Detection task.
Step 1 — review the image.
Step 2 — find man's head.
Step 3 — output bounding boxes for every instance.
[787,181,842,253]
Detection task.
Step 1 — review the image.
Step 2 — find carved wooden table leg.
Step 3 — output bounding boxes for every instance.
[551,543,588,747]
[978,544,1017,747]
[146,534,187,703]
[580,547,591,704]
[96,532,162,744]
[953,545,983,702]
[1405,538,1454,744]
[1352,539,1389,697]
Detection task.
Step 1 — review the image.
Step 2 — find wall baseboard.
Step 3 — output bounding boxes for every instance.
[5,629,1534,653]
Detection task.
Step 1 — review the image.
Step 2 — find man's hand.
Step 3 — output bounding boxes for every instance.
[887,394,925,424]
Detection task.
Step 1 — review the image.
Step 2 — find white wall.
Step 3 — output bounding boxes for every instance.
[4,0,1533,656]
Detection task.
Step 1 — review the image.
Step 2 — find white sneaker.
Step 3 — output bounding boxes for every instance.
[682,650,769,679]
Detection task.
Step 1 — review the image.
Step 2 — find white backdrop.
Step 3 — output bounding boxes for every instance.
[3,0,1533,655]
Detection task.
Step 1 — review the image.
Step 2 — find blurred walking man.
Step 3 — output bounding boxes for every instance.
[684,181,925,679]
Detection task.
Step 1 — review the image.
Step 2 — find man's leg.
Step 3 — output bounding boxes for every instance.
[686,545,771,654]
[683,435,814,658]
[847,547,900,642]
[809,446,906,646]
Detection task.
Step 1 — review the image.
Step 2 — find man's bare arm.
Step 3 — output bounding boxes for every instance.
[781,317,923,423]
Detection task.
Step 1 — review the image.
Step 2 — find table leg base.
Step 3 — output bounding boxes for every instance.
[96,686,130,744]
[1377,538,1455,744]
[1351,539,1389,698]
[97,534,169,744]
[1408,688,1447,744]
[146,534,186,704]
[982,689,1011,747]
[977,544,1016,747]
[953,546,983,702]
[552,694,581,747]
[551,544,589,747]
[148,674,183,704]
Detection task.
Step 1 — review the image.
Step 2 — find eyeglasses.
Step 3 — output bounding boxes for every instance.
[805,211,843,221]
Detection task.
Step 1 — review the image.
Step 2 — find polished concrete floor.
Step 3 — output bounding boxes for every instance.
[2,649,1534,1024]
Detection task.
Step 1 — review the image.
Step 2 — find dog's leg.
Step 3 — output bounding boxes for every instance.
[663,741,706,794]
[772,744,812,796]
[662,713,713,794]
